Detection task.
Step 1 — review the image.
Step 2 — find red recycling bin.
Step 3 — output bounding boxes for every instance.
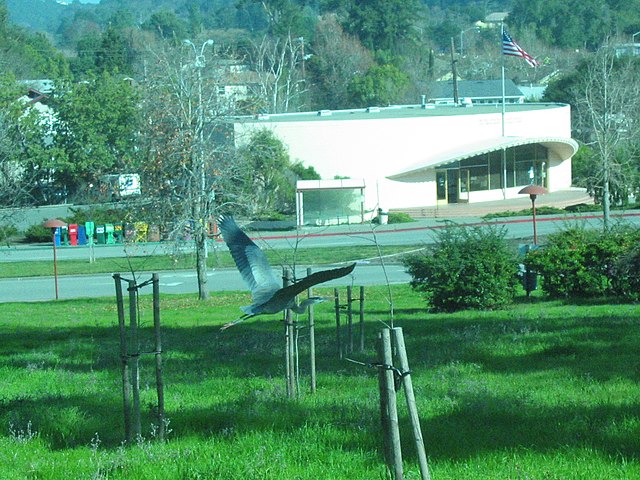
[68,223,78,246]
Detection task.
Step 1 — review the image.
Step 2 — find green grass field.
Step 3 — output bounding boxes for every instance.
[1,287,639,479]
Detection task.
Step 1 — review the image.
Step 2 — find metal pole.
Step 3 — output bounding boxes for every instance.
[52,231,59,300]
[531,196,538,245]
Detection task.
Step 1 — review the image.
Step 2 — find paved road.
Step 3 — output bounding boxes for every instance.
[0,263,409,303]
[1,211,638,303]
[2,211,638,263]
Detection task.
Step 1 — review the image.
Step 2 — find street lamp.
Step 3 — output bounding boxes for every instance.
[43,218,67,300]
[518,185,548,245]
[460,27,479,56]
[183,39,214,260]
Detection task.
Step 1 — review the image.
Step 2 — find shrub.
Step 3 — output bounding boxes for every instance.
[612,245,640,300]
[24,224,53,243]
[0,225,18,242]
[388,212,414,224]
[525,225,640,298]
[404,224,519,312]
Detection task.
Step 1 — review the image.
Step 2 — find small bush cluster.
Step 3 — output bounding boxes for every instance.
[0,224,18,242]
[525,225,640,299]
[404,224,519,312]
[23,224,53,243]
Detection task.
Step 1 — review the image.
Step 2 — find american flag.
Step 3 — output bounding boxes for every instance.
[502,31,540,67]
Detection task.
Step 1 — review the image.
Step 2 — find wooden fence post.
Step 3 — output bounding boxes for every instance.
[377,329,403,479]
[307,267,317,394]
[392,327,431,480]
[128,279,142,439]
[347,286,354,354]
[152,274,165,441]
[283,268,297,399]
[113,274,131,444]
[359,286,365,352]
[334,288,342,359]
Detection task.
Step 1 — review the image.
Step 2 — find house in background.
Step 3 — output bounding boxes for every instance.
[427,79,525,105]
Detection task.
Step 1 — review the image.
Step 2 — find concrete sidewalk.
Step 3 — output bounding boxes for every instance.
[391,187,593,218]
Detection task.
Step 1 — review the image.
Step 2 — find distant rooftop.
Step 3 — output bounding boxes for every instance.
[232,102,568,124]
[427,79,524,102]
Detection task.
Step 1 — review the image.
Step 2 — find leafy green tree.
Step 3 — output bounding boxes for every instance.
[237,129,297,216]
[52,72,139,200]
[347,63,408,107]
[95,27,134,74]
[142,10,190,41]
[344,0,421,52]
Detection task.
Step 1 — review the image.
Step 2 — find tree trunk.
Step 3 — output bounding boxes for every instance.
[195,217,209,300]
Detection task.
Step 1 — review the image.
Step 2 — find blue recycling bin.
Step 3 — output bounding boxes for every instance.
[78,225,87,245]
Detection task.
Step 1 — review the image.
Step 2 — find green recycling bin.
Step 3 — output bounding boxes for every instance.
[96,224,106,244]
[105,223,115,244]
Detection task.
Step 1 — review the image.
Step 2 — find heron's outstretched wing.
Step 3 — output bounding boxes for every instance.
[271,263,356,305]
[218,215,280,300]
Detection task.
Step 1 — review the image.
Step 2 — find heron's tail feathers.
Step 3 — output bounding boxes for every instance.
[220,313,254,331]
[290,296,328,314]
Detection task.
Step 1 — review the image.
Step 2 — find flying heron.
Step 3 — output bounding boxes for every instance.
[218,215,356,330]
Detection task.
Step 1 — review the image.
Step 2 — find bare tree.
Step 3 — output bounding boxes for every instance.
[308,15,374,110]
[573,43,640,230]
[137,39,244,300]
[251,33,305,113]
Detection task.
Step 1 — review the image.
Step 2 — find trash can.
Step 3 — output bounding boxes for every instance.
[68,224,78,246]
[105,223,115,244]
[96,224,106,244]
[78,225,87,245]
[377,208,388,225]
[518,244,540,296]
[85,222,95,245]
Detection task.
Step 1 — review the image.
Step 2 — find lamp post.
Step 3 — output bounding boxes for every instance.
[460,27,478,56]
[518,185,548,245]
[43,218,67,300]
[183,39,214,260]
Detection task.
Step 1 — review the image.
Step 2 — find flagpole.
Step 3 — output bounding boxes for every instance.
[501,22,507,199]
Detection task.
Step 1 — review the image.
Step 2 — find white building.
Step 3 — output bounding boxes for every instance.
[230,102,577,219]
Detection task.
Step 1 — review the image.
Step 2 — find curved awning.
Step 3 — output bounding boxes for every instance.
[387,136,579,182]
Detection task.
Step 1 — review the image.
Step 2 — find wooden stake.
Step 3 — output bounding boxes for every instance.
[152,274,165,441]
[128,279,141,439]
[283,268,297,399]
[377,329,403,479]
[113,274,131,444]
[359,286,365,352]
[334,288,342,359]
[347,286,353,354]
[307,267,316,394]
[392,327,431,480]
